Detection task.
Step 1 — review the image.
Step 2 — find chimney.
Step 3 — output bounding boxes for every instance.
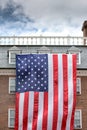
[82,20,87,45]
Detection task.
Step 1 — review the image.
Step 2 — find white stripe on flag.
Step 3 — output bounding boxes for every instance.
[27,92,34,130]
[19,93,24,130]
[37,92,44,130]
[47,54,54,130]
[57,54,63,130]
[66,54,73,130]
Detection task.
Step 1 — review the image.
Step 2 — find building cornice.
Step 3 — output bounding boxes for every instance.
[0,69,16,75]
[0,69,87,76]
[77,70,87,76]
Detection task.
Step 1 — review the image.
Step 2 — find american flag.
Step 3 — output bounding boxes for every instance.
[15,54,76,130]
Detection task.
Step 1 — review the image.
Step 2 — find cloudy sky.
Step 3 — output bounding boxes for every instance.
[0,0,86,36]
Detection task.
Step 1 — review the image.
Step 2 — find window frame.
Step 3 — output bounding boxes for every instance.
[9,50,21,64]
[76,52,81,65]
[74,109,82,129]
[9,77,16,94]
[9,51,16,64]
[8,108,15,128]
[76,78,81,94]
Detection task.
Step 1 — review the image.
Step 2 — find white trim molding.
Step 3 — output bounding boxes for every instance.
[0,36,86,45]
[0,69,87,76]
[0,69,15,75]
[77,70,87,76]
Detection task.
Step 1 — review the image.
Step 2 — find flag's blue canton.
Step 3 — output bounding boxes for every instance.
[16,54,48,93]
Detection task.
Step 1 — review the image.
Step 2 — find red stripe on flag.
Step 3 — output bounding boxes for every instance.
[15,93,19,130]
[42,92,48,130]
[70,55,77,130]
[61,55,68,130]
[52,55,58,130]
[23,92,29,130]
[32,92,39,130]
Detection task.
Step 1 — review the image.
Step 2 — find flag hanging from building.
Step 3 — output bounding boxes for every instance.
[15,54,76,130]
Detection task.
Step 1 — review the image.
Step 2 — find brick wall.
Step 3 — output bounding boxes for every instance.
[0,75,15,130]
[0,75,87,130]
[76,76,87,130]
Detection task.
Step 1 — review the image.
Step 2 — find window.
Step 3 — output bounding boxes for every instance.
[8,109,15,128]
[76,78,81,94]
[76,52,81,65]
[9,77,16,94]
[8,46,21,64]
[9,52,16,64]
[74,109,82,129]
[9,51,20,64]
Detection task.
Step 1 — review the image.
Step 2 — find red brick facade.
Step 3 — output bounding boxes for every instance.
[0,72,87,130]
[76,76,87,130]
[0,75,15,130]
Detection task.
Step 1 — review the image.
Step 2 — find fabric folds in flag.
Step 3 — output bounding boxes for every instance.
[15,54,76,130]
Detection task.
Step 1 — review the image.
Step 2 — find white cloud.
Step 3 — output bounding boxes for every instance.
[0,0,86,35]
